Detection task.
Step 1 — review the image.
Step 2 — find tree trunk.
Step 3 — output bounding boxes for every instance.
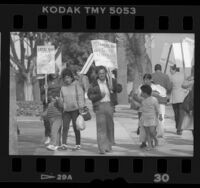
[24,73,33,101]
[9,67,18,155]
[16,73,25,101]
[116,34,129,104]
[131,34,152,93]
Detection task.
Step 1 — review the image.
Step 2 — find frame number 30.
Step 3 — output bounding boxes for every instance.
[154,174,170,183]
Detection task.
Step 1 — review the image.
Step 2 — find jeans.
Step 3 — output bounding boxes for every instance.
[43,103,51,137]
[62,110,80,145]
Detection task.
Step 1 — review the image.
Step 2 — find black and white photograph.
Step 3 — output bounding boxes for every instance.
[9,32,194,156]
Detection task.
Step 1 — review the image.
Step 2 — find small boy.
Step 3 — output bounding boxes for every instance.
[140,85,163,150]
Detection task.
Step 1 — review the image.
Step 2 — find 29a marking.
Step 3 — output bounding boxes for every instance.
[154,173,170,183]
[57,174,73,181]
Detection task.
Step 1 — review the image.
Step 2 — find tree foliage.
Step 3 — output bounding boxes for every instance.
[10,32,152,101]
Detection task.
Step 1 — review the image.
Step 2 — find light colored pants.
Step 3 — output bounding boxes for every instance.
[139,104,166,141]
[160,104,165,122]
[157,104,165,137]
[96,102,114,153]
[49,117,62,146]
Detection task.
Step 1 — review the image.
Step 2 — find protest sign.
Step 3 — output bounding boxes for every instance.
[91,40,118,69]
[36,45,55,74]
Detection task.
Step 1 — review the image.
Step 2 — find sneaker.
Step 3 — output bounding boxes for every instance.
[59,144,68,150]
[44,137,51,145]
[46,145,58,151]
[145,147,153,151]
[72,145,81,151]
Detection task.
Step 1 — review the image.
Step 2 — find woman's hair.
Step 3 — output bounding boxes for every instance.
[143,73,152,81]
[141,84,152,96]
[61,68,74,81]
[154,64,162,71]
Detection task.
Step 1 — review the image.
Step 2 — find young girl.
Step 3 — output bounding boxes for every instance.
[140,84,163,150]
[45,96,63,151]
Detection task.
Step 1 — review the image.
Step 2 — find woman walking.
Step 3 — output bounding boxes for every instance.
[169,64,188,135]
[87,66,121,154]
[60,68,85,150]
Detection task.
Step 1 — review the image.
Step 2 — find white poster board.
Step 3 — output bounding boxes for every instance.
[91,40,118,69]
[37,45,55,74]
[172,38,194,68]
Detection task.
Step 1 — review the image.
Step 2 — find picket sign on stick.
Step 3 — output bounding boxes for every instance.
[91,40,118,92]
[164,44,173,74]
[44,74,48,104]
[180,41,186,79]
[36,45,56,104]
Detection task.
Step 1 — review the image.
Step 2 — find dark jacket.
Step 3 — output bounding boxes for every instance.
[87,78,122,112]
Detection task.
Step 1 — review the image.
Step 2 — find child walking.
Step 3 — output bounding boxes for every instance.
[140,85,163,151]
[45,96,63,151]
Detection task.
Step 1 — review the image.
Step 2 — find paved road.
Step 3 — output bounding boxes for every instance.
[16,103,193,156]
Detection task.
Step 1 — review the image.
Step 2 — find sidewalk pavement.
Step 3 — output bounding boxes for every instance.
[17,103,193,156]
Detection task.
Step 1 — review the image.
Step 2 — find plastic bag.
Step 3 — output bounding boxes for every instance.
[156,120,164,138]
[76,115,86,131]
[181,114,193,130]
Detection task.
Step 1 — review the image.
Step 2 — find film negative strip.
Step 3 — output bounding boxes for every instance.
[0,3,199,183]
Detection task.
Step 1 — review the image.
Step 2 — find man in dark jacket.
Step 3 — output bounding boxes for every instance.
[87,66,122,149]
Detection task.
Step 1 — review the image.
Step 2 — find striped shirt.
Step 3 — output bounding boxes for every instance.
[46,101,62,119]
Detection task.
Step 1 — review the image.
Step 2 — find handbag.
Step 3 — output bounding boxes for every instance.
[182,88,193,113]
[81,106,92,121]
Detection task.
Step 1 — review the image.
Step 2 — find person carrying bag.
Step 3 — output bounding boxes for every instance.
[60,68,85,151]
[75,84,92,122]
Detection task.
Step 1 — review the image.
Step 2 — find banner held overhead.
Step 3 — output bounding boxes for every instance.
[91,40,117,69]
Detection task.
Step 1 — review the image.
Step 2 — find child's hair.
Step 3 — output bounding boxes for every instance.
[143,73,152,81]
[141,84,152,96]
[61,68,74,81]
